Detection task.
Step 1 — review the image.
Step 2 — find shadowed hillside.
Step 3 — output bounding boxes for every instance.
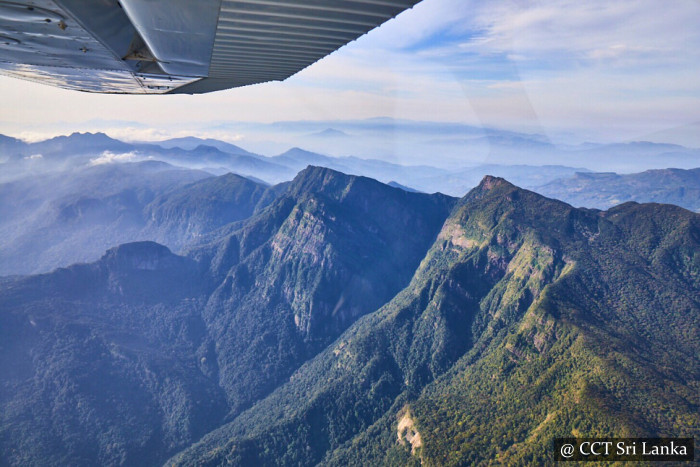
[169,176,700,466]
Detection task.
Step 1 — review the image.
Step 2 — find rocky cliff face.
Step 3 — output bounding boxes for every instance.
[169,176,700,467]
[2,169,698,467]
[0,167,457,466]
[191,166,457,415]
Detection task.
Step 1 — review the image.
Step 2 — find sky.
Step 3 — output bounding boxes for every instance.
[1,0,699,148]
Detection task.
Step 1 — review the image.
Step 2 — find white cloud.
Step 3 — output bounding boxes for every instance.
[0,0,698,147]
[89,151,138,166]
[459,0,700,65]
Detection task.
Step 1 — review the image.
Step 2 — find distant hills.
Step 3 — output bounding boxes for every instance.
[0,162,281,275]
[3,129,700,192]
[200,117,700,171]
[534,168,700,212]
[0,167,698,466]
[414,164,592,196]
[0,132,292,184]
[2,131,699,276]
[155,137,259,157]
[307,128,351,139]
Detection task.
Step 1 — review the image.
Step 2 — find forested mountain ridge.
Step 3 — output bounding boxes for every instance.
[0,168,697,466]
[169,176,700,466]
[0,167,457,466]
[0,242,222,466]
[184,166,458,417]
[141,172,287,249]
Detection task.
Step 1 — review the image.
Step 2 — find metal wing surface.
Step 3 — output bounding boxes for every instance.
[0,0,420,94]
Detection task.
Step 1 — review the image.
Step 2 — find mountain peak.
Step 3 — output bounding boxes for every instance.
[462,175,518,202]
[101,241,175,271]
[308,128,349,138]
[297,164,338,177]
[287,165,365,199]
[66,131,113,141]
[292,164,347,183]
[478,175,512,190]
[285,147,312,155]
[31,131,129,156]
[275,148,331,165]
[192,144,227,154]
[289,166,450,204]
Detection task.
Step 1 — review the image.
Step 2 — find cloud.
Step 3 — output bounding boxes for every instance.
[355,0,475,50]
[101,127,178,142]
[0,0,698,147]
[23,154,43,160]
[458,0,700,65]
[89,151,138,166]
[10,131,61,143]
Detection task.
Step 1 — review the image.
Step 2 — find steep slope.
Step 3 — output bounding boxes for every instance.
[0,167,456,466]
[189,166,457,416]
[142,173,282,250]
[170,176,699,466]
[0,242,226,467]
[535,167,700,212]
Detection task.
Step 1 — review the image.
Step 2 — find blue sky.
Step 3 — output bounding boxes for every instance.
[1,0,699,147]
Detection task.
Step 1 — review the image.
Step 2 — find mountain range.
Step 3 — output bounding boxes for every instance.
[0,167,697,466]
[4,129,700,192]
[170,173,700,466]
[0,161,285,276]
[195,117,700,171]
[1,131,699,277]
[534,168,700,212]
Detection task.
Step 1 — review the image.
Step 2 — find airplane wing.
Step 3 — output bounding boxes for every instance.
[0,0,421,94]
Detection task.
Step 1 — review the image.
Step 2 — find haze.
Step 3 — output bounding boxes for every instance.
[1,0,699,165]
